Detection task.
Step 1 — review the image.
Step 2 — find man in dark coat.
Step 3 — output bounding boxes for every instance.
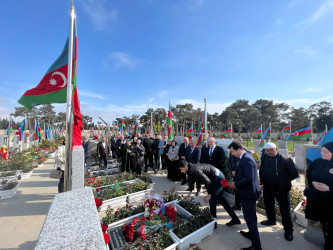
[97,136,110,169]
[259,142,299,241]
[82,135,92,169]
[110,132,120,159]
[229,141,262,250]
[181,160,240,228]
[151,134,161,174]
[178,137,190,185]
[185,139,201,195]
[200,137,231,180]
[228,136,251,211]
[143,134,154,172]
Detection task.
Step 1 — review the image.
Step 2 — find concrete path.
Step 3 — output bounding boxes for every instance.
[148,171,320,250]
[0,159,58,250]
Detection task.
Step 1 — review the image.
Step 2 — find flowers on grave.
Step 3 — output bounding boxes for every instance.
[102,203,145,225]
[144,193,165,217]
[161,187,182,202]
[299,198,307,214]
[100,222,110,244]
[95,197,103,210]
[0,145,9,161]
[220,179,229,188]
[165,205,177,222]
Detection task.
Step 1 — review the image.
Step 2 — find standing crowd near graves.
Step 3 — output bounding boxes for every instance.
[80,131,333,250]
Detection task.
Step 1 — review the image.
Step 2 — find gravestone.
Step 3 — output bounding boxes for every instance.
[215,139,233,150]
[277,149,289,157]
[13,135,20,149]
[28,135,33,148]
[254,139,261,155]
[174,136,184,145]
[22,135,28,151]
[294,144,305,170]
[0,135,8,147]
[108,227,127,250]
[278,140,287,149]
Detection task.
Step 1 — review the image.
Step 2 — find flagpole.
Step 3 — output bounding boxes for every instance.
[289,119,292,152]
[7,116,11,148]
[326,124,328,133]
[269,122,271,142]
[204,98,208,147]
[260,124,263,139]
[231,123,233,138]
[64,3,75,192]
[310,119,313,145]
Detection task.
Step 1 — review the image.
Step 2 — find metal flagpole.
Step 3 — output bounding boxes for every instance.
[326,124,328,133]
[269,122,271,142]
[7,116,11,148]
[204,98,208,147]
[289,119,292,152]
[310,119,313,144]
[231,123,233,137]
[64,3,75,192]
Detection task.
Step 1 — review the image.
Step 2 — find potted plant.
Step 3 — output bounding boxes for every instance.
[294,198,307,227]
[37,158,44,167]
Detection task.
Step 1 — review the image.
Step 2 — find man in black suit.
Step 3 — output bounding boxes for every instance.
[228,136,251,211]
[185,139,201,195]
[97,136,110,170]
[82,135,92,169]
[143,134,153,172]
[110,132,119,159]
[200,137,240,226]
[228,141,262,250]
[151,134,161,174]
[178,137,190,185]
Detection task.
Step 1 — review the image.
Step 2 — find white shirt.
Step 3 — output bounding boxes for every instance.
[239,151,246,159]
[102,142,106,148]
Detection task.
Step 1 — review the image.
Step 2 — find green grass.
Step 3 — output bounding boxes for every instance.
[243,140,309,152]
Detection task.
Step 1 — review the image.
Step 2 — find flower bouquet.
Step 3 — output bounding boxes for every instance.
[144,193,165,218]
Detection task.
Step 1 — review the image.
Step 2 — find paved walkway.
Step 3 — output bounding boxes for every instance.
[0,159,58,250]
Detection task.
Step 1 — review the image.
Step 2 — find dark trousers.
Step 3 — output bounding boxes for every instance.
[111,149,117,159]
[85,157,91,168]
[181,173,187,183]
[321,219,333,250]
[209,172,239,222]
[144,153,154,171]
[154,153,160,171]
[241,199,262,250]
[99,155,108,169]
[263,186,293,233]
[161,155,167,170]
[58,180,64,193]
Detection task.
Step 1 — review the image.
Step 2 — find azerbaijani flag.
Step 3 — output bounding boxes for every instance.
[20,119,25,141]
[37,124,42,142]
[134,121,138,136]
[253,127,262,138]
[196,111,205,146]
[282,125,291,133]
[166,105,173,140]
[122,120,126,128]
[186,125,193,140]
[6,119,13,135]
[286,126,311,141]
[220,127,232,139]
[259,127,270,148]
[313,129,327,145]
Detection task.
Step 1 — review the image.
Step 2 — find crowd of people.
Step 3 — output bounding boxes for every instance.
[81,132,333,250]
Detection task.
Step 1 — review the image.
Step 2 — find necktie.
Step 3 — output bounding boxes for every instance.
[209,147,213,158]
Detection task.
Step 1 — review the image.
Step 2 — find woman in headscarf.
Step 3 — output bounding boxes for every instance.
[167,140,180,182]
[135,139,145,176]
[305,142,333,250]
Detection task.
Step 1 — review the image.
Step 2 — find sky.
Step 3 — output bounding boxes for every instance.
[1,0,333,123]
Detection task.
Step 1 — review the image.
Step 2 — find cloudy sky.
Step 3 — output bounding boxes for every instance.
[1,0,333,123]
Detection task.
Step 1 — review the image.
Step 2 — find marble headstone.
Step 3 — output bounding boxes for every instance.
[277,149,289,157]
[0,135,8,147]
[72,145,84,190]
[13,135,20,149]
[278,140,287,149]
[174,136,185,145]
[294,144,305,170]
[254,139,260,154]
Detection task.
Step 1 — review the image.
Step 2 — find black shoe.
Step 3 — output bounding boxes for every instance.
[240,231,251,239]
[260,220,276,226]
[226,219,241,226]
[214,222,217,229]
[186,188,190,191]
[232,205,241,211]
[240,246,255,250]
[195,191,200,196]
[285,232,293,241]
[181,181,187,185]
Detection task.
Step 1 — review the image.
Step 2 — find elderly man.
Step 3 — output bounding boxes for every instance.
[178,137,190,185]
[259,142,298,241]
[97,136,110,170]
[82,135,92,169]
[158,135,169,173]
[228,141,262,250]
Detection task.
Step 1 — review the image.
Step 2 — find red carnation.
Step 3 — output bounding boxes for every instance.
[101,223,108,232]
[220,179,228,187]
[103,232,110,245]
[115,211,119,215]
[95,198,103,208]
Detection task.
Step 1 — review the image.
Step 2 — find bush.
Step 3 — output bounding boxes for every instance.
[6,152,33,171]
